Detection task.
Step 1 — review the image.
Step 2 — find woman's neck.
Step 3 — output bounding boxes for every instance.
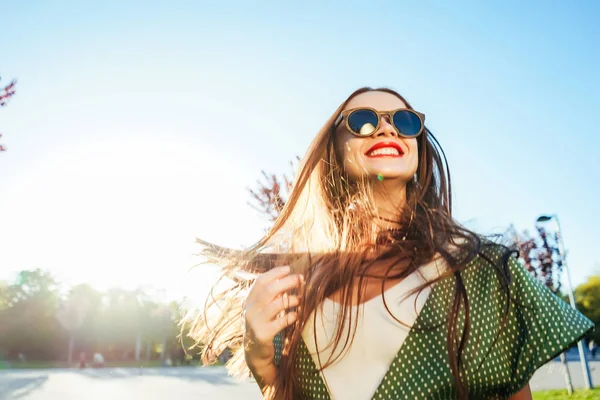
[371,179,407,231]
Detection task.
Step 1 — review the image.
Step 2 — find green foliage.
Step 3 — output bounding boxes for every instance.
[0,269,190,364]
[575,274,600,343]
[0,269,63,360]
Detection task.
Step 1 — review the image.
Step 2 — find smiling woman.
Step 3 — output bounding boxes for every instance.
[185,87,594,400]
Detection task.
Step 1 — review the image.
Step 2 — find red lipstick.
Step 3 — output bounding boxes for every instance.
[365,142,404,158]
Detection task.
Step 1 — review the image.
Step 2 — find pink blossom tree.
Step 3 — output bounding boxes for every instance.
[0,76,17,152]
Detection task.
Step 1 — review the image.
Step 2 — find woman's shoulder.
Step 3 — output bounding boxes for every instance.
[453,236,507,267]
[438,239,519,302]
[464,242,594,395]
[437,237,512,281]
[422,238,593,397]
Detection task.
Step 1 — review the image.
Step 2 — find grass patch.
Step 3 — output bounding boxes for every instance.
[533,388,600,399]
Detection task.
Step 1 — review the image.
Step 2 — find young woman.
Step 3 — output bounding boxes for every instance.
[187,88,594,399]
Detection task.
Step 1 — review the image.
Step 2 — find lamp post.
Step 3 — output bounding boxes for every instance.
[536,214,593,390]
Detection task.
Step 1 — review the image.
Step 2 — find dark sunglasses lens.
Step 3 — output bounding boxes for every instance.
[347,109,379,136]
[393,111,422,137]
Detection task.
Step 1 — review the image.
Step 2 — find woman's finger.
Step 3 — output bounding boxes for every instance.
[254,265,291,287]
[266,274,304,300]
[246,266,292,304]
[262,294,300,321]
[267,311,298,335]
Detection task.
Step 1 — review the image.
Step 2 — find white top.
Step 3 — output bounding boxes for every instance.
[301,257,445,400]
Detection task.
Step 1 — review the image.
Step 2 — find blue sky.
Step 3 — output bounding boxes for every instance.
[0,0,598,297]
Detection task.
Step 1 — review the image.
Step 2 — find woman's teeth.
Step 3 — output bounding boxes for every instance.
[367,147,400,156]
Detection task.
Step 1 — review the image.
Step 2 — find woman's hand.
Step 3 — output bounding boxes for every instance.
[243,265,303,388]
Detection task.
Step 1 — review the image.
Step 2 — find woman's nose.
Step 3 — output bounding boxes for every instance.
[374,115,398,138]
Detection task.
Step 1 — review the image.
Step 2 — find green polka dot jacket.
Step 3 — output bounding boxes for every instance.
[273,246,595,399]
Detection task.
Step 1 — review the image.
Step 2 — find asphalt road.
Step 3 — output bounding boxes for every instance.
[0,362,598,399]
[0,366,262,400]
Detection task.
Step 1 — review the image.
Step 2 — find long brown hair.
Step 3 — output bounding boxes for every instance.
[183,87,513,399]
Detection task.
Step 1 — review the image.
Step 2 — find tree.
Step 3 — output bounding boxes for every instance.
[0,77,16,108]
[150,302,177,363]
[99,288,141,360]
[505,225,563,294]
[247,156,298,221]
[56,284,98,364]
[0,268,188,364]
[575,274,600,343]
[0,76,17,153]
[0,269,63,360]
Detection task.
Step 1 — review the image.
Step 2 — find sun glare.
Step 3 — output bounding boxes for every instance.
[0,134,265,299]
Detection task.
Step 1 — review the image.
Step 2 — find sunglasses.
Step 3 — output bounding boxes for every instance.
[334,107,426,138]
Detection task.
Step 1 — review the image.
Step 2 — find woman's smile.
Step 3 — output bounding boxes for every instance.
[364,141,405,158]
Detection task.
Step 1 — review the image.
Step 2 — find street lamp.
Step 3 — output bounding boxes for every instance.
[536,214,593,390]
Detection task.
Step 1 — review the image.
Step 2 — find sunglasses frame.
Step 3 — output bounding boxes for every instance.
[334,107,426,138]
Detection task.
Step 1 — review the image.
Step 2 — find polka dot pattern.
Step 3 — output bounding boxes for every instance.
[272,244,595,399]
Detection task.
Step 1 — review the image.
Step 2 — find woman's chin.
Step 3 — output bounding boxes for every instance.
[369,170,412,182]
